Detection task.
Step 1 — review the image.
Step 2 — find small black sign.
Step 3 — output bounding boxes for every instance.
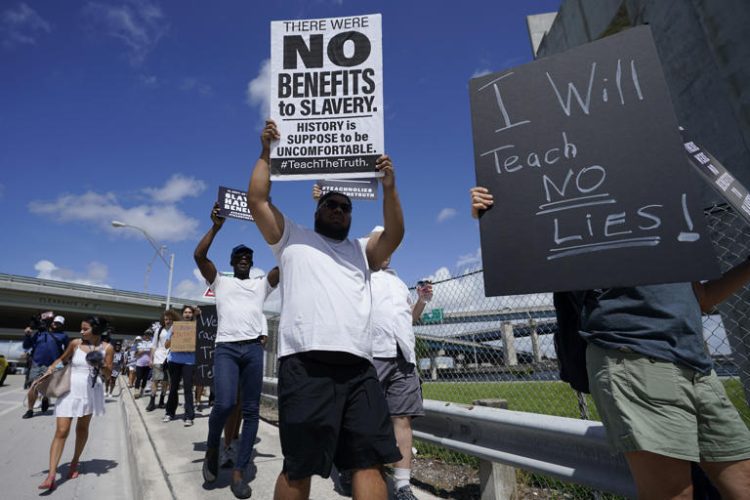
[217,186,254,222]
[469,26,719,296]
[318,178,378,200]
[194,305,217,386]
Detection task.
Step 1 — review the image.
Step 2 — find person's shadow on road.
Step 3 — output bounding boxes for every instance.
[39,460,118,496]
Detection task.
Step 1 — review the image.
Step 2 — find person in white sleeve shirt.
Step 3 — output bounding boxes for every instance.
[249,119,405,500]
[195,202,279,499]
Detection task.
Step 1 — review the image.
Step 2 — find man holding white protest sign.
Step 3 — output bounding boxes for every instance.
[249,113,404,499]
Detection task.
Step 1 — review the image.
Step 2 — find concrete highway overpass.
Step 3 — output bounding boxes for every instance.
[0,273,206,340]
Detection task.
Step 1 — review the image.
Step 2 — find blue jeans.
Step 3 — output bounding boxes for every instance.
[206,341,264,470]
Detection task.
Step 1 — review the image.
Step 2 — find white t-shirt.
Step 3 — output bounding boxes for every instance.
[271,216,372,360]
[151,327,170,365]
[370,268,416,364]
[209,274,273,343]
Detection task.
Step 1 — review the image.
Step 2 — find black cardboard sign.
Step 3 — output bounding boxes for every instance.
[217,186,254,222]
[318,178,378,200]
[469,26,719,296]
[194,305,217,386]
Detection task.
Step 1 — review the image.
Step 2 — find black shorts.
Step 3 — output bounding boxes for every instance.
[278,352,401,481]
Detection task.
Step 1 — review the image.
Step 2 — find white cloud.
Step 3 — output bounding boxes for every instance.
[471,68,491,79]
[180,77,213,96]
[35,259,111,287]
[138,73,159,87]
[436,207,457,223]
[84,0,168,65]
[456,247,482,271]
[142,174,206,204]
[1,2,51,49]
[174,268,208,300]
[246,59,271,122]
[28,175,204,242]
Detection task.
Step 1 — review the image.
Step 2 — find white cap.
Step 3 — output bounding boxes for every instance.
[53,315,65,325]
[135,336,142,341]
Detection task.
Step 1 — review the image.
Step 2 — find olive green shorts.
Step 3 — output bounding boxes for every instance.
[586,343,750,462]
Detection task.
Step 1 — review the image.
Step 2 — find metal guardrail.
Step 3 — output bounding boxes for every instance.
[260,377,636,497]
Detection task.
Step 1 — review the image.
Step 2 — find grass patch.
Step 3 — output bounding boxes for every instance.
[421,378,749,426]
[723,378,750,428]
[422,380,602,420]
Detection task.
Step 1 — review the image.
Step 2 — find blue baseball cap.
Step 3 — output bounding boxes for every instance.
[230,244,253,260]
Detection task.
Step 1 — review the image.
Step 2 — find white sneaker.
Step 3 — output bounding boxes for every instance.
[162,415,172,423]
[184,419,193,427]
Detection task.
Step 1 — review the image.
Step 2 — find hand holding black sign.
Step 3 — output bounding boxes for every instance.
[469,27,719,296]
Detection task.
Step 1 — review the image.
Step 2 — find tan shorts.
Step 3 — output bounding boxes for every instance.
[587,343,750,462]
[151,363,167,382]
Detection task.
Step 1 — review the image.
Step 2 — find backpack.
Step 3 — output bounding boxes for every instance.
[552,291,590,393]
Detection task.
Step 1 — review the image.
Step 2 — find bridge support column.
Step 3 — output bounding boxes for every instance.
[501,322,518,367]
[529,319,542,363]
[480,460,517,500]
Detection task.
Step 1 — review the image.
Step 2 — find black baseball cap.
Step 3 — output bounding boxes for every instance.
[230,244,253,260]
[317,190,352,208]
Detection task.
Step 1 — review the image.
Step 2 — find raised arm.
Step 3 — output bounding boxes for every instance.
[692,258,750,313]
[248,120,285,245]
[366,155,405,270]
[412,281,433,324]
[193,203,224,284]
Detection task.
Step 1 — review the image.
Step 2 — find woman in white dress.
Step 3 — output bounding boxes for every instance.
[38,315,114,491]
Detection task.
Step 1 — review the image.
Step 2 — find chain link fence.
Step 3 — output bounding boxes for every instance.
[262,202,750,498]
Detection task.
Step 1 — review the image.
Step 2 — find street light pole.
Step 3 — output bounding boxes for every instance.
[111,220,175,310]
[166,252,174,311]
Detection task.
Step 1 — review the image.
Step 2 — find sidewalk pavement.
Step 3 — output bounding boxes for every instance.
[121,379,440,500]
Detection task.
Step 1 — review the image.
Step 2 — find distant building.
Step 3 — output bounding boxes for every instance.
[530,0,750,201]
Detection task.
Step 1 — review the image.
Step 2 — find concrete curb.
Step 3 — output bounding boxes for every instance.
[120,380,174,500]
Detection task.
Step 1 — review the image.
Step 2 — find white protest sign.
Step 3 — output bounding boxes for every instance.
[270,14,383,181]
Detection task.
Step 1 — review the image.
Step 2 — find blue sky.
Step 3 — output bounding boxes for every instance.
[0,0,561,301]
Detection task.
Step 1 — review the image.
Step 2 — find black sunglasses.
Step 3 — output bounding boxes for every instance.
[321,199,353,213]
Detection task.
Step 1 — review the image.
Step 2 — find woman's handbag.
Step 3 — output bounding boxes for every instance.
[33,364,72,398]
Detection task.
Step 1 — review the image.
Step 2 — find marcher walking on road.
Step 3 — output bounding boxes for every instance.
[106,341,125,397]
[38,315,114,491]
[163,308,196,426]
[147,314,172,411]
[195,202,279,499]
[133,330,152,398]
[249,120,404,500]
[23,313,69,419]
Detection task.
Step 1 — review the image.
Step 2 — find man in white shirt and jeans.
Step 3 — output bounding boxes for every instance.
[196,202,279,499]
[249,120,405,500]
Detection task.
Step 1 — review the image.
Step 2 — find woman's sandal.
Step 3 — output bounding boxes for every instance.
[68,462,79,479]
[38,475,56,491]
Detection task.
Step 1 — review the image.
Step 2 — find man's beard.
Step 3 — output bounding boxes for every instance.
[315,217,350,241]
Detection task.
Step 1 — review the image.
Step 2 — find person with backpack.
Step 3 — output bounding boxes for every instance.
[471,186,750,499]
[22,313,69,419]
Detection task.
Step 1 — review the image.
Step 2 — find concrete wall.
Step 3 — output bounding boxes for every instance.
[536,0,750,205]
